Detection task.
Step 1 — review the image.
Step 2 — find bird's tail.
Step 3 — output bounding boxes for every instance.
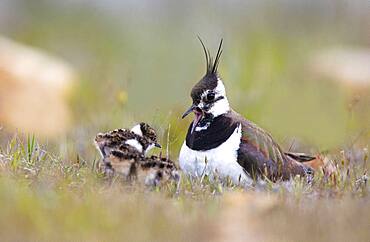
[285,152,336,175]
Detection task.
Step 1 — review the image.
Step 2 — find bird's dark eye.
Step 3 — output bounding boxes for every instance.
[206,92,215,101]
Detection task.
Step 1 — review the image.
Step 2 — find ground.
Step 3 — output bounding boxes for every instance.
[0,134,368,242]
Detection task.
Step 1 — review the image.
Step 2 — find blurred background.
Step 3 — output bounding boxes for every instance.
[0,0,369,161]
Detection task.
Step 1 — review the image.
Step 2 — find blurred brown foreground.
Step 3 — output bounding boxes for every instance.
[0,36,75,138]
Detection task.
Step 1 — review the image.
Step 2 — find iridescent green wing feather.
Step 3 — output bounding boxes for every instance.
[240,119,285,166]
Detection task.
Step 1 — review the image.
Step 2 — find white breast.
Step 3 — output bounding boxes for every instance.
[179,124,253,187]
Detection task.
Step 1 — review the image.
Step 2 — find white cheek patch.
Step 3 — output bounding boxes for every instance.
[131,124,143,136]
[125,139,143,153]
[201,79,230,117]
[215,78,226,96]
[209,98,230,117]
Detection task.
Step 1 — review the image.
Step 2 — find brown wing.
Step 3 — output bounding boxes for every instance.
[227,111,311,180]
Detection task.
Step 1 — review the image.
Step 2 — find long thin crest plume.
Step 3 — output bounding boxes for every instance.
[197,36,211,74]
[212,38,223,74]
[197,37,223,75]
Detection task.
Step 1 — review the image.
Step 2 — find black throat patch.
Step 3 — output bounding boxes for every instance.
[185,113,239,151]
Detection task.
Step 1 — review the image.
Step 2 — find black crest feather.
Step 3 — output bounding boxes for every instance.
[197,37,223,75]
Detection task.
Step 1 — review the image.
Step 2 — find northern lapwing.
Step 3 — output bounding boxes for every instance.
[179,39,319,186]
[95,122,161,157]
[103,149,180,186]
[94,123,179,185]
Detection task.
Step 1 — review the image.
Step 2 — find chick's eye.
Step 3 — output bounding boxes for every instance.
[206,92,215,101]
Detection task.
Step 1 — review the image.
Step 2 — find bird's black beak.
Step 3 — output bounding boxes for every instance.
[182,104,204,134]
[155,143,162,148]
[182,104,196,119]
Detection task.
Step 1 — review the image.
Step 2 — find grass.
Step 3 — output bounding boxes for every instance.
[0,134,368,242]
[0,1,369,241]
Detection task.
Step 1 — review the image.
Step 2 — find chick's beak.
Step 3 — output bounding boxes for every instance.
[155,143,162,148]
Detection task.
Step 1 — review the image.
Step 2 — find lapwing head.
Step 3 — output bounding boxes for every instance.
[182,38,230,132]
[131,122,161,154]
